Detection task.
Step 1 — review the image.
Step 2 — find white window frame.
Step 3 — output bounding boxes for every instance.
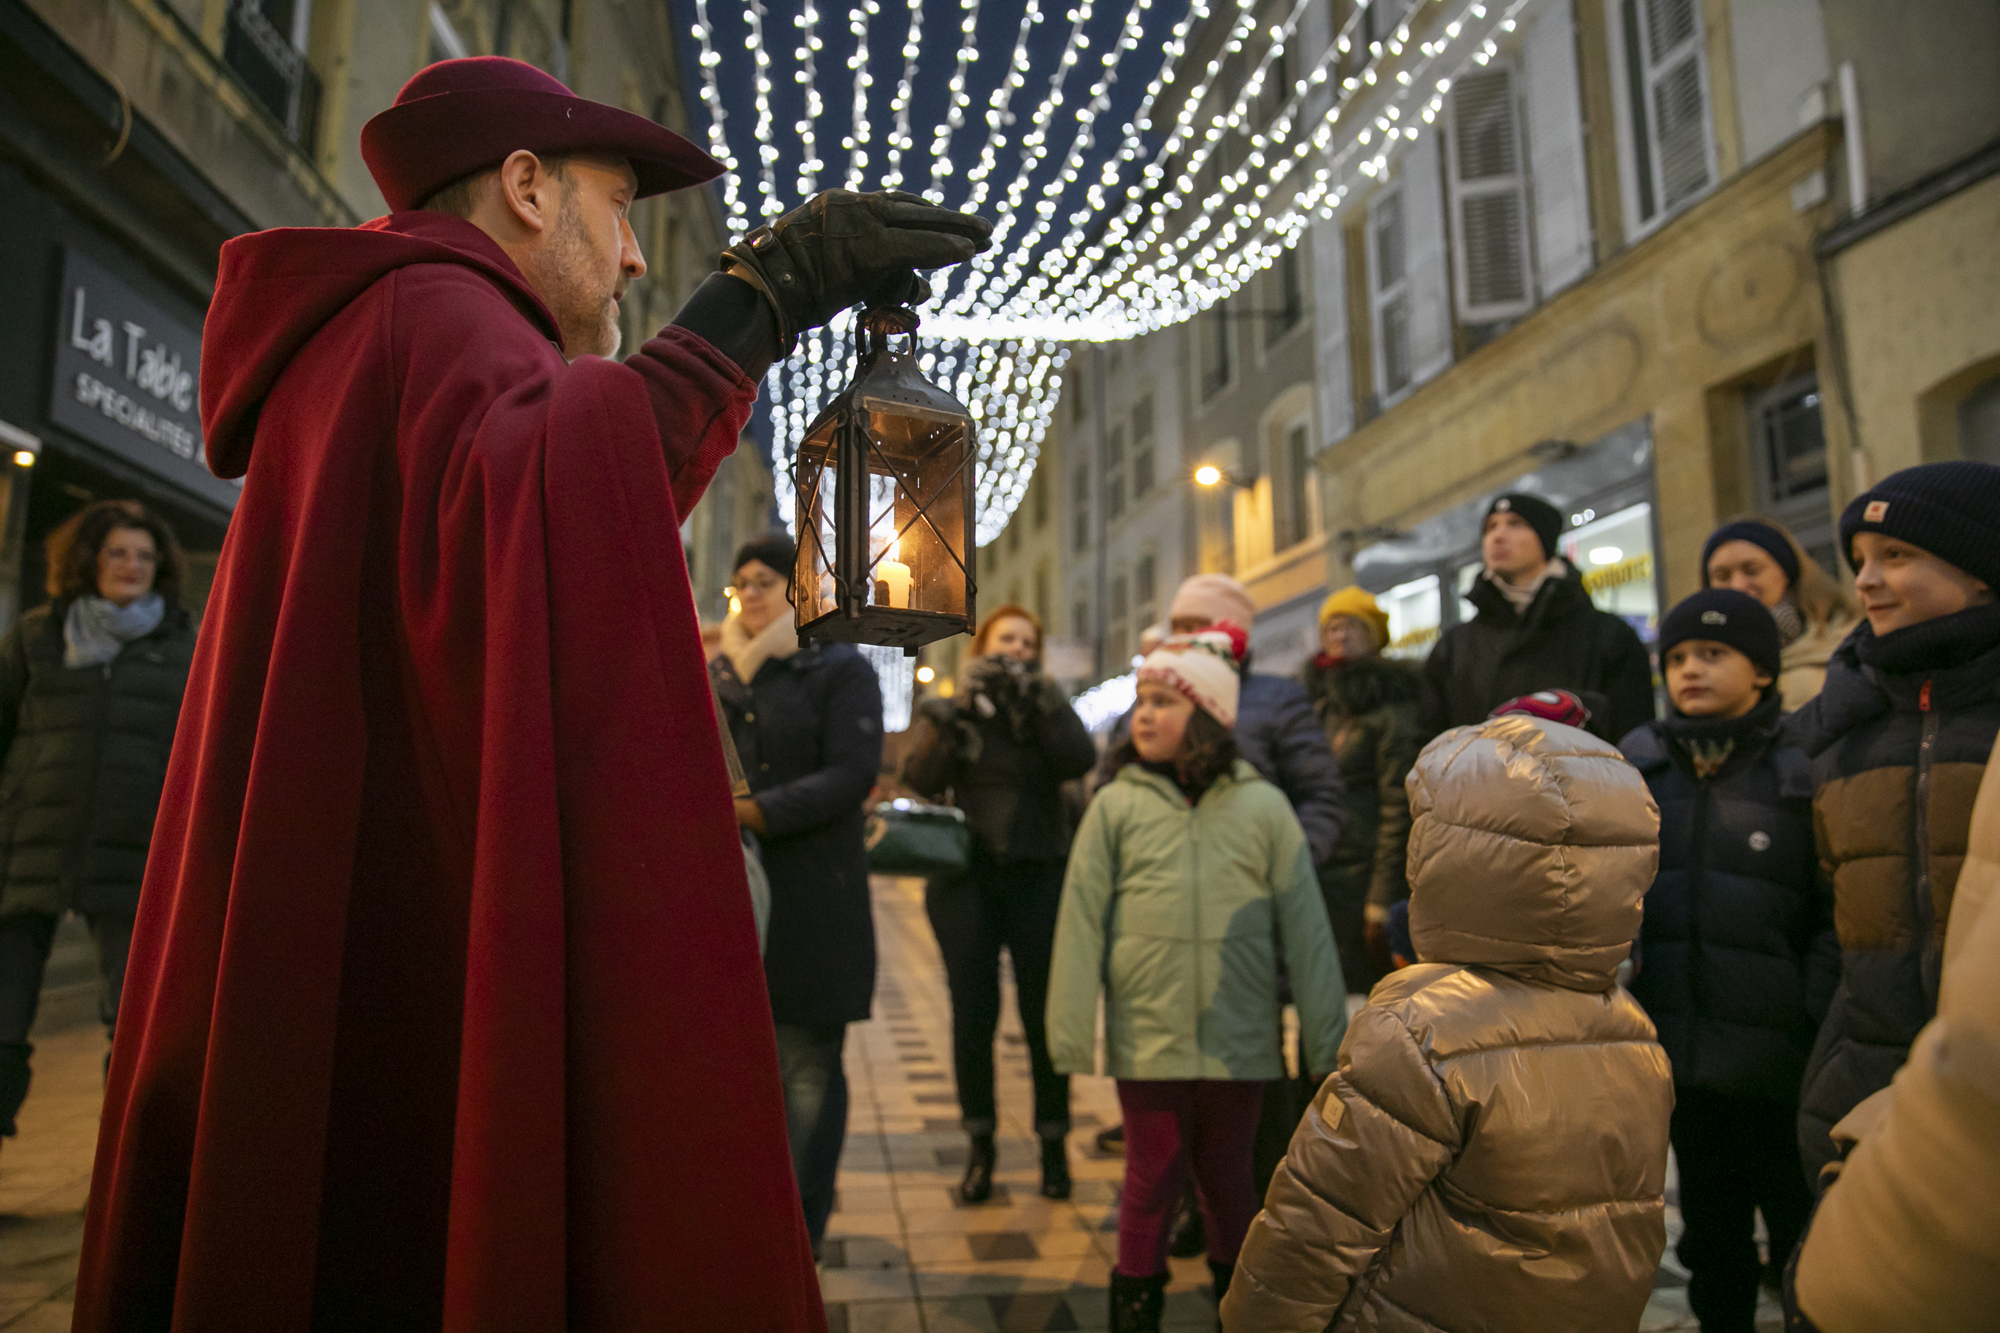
[1444,62,1536,325]
[1605,0,1719,240]
[1367,186,1414,404]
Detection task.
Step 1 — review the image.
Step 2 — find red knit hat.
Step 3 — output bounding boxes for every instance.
[361,57,723,212]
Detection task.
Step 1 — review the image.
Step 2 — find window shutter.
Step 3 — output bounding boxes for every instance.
[1620,0,1714,226]
[1446,67,1534,323]
[1368,191,1413,398]
[1399,128,1454,385]
[1522,0,1594,295]
[1310,216,1354,441]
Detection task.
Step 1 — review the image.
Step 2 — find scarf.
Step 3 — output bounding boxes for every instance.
[720,610,799,685]
[1489,558,1568,614]
[1658,692,1782,780]
[1771,593,1806,647]
[64,593,166,669]
[1853,601,2000,675]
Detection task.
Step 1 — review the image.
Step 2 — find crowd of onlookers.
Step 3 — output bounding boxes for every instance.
[3,459,1993,1332]
[705,458,1998,1333]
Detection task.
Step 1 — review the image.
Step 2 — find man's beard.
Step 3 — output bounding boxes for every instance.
[545,189,621,359]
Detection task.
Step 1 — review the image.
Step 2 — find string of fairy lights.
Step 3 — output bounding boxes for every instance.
[687,0,1535,540]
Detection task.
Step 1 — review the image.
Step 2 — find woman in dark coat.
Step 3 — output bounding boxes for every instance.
[1,501,195,1144]
[708,533,882,1253]
[1301,587,1424,994]
[903,605,1097,1203]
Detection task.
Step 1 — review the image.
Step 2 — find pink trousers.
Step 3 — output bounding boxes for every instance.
[1114,1078,1266,1275]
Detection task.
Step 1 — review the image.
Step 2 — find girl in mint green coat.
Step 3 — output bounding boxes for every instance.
[1046,626,1346,1333]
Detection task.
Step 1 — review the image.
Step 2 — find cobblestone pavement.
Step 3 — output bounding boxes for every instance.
[1,887,1785,1330]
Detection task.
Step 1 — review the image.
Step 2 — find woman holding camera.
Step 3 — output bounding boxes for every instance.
[904,605,1097,1203]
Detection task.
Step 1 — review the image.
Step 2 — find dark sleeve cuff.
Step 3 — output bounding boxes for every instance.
[671,273,780,381]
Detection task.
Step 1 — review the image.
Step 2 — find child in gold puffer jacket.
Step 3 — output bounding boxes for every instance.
[1223,715,1674,1333]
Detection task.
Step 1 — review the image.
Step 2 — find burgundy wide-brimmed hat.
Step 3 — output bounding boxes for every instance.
[361,56,723,211]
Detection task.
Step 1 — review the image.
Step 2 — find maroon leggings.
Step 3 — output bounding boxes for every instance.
[1115,1079,1267,1275]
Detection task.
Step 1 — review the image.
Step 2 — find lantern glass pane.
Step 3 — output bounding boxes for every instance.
[861,406,969,620]
[796,413,840,622]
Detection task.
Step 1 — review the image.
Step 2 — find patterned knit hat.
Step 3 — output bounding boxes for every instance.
[1138,623,1246,727]
[1839,461,2000,592]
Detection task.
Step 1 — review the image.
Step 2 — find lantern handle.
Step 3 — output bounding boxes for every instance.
[858,304,921,359]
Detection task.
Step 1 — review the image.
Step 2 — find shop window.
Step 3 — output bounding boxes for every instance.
[1132,395,1156,497]
[1369,190,1413,397]
[1265,249,1305,347]
[1560,502,1660,639]
[1612,0,1715,231]
[1200,301,1233,400]
[1446,66,1534,324]
[1381,574,1442,660]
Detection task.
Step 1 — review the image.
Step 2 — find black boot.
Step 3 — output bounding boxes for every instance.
[1209,1259,1235,1328]
[1095,1122,1125,1153]
[1039,1134,1072,1200]
[958,1132,996,1204]
[1168,1183,1207,1258]
[1109,1269,1167,1333]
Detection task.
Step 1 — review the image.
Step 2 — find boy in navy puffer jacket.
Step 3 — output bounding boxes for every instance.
[1620,589,1838,1333]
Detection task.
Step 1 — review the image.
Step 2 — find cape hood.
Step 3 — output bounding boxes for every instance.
[200,212,562,478]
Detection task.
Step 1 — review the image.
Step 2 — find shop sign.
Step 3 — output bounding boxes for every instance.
[48,249,226,502]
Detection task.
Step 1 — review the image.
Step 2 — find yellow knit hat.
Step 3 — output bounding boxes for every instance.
[1317,585,1389,648]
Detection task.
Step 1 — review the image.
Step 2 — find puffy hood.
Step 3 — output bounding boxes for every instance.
[199,212,560,478]
[1406,714,1658,991]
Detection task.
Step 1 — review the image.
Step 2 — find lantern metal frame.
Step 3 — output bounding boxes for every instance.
[792,305,978,652]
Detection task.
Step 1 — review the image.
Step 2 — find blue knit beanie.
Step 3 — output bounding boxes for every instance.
[1658,588,1783,683]
[1840,461,2000,591]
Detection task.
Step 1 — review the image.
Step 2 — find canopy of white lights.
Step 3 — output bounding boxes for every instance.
[688,0,1534,540]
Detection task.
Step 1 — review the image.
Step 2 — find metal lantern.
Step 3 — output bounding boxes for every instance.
[793,306,977,652]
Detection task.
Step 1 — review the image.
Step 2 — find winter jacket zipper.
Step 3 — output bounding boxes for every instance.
[1914,679,1939,1006]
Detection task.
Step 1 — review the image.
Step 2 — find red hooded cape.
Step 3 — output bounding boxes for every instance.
[73,212,827,1332]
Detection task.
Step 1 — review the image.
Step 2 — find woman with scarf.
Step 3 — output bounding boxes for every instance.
[709,532,882,1257]
[0,500,195,1148]
[1701,517,1860,710]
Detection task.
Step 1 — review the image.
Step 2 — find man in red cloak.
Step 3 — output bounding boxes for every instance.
[72,56,989,1332]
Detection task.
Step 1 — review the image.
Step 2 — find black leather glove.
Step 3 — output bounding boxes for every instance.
[721,190,994,355]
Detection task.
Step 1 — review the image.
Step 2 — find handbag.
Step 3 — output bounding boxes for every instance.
[864,798,972,878]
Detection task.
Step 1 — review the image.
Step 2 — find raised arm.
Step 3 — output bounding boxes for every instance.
[1223,1006,1458,1332]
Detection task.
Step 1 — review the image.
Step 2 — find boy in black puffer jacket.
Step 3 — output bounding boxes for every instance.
[1621,590,1838,1333]
[1786,461,2000,1187]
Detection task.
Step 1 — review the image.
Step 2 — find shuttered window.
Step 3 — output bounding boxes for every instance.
[1617,0,1715,228]
[1369,190,1413,397]
[1131,395,1155,497]
[1105,424,1126,520]
[1072,462,1090,552]
[1446,67,1534,323]
[1269,421,1314,551]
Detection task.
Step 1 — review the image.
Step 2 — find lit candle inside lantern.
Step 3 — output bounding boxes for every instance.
[877,539,913,609]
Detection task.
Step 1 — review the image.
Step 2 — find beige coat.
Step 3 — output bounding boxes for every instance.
[1223,717,1674,1333]
[1777,609,1856,711]
[1794,747,2000,1330]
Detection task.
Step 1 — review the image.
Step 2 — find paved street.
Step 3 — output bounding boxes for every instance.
[1,884,1782,1331]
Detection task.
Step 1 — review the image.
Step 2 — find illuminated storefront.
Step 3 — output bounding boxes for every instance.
[1352,420,1663,660]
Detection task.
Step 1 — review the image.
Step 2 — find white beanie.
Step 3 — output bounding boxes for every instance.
[1168,573,1255,629]
[1137,625,1245,727]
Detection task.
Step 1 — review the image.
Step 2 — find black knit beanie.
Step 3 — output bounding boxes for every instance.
[1840,461,2000,592]
[1485,492,1564,563]
[1701,519,1801,588]
[733,533,797,579]
[1659,588,1782,683]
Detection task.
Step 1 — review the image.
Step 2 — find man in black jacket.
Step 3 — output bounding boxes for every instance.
[1419,492,1655,742]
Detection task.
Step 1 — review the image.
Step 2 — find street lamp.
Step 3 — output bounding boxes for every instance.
[1193,464,1253,489]
[793,305,978,653]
